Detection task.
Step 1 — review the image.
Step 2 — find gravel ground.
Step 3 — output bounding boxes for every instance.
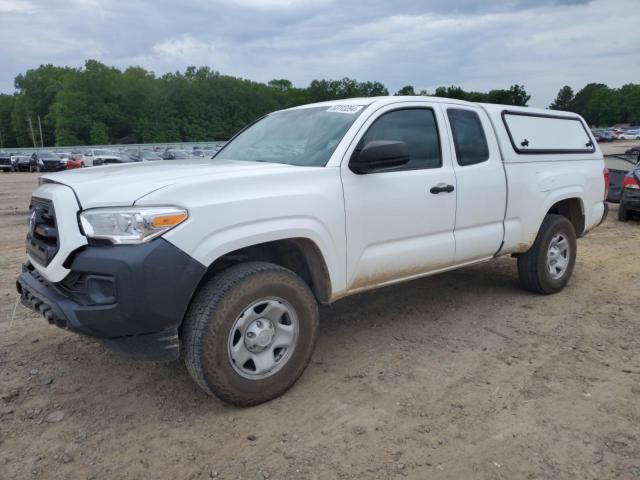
[0,148,639,479]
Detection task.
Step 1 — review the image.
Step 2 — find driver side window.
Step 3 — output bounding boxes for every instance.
[359,108,442,171]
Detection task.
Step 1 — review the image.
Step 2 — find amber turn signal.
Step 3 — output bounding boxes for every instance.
[150,212,188,229]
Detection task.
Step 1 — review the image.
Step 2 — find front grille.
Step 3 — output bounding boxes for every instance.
[41,161,62,170]
[26,197,59,267]
[0,158,10,166]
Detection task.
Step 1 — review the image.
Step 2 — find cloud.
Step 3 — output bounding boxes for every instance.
[0,0,36,13]
[0,0,638,107]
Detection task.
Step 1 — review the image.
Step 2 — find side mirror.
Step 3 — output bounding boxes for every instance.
[350,140,410,174]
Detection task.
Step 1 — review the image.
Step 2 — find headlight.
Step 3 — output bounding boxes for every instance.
[79,207,188,244]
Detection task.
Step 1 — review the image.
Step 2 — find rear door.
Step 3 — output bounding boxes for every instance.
[341,102,457,291]
[442,105,507,263]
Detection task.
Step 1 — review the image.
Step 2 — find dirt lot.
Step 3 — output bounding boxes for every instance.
[1,147,639,479]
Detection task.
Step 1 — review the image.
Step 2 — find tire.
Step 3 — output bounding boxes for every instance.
[618,203,629,222]
[517,214,577,294]
[182,261,319,406]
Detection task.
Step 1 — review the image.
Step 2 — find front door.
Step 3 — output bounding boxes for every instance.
[341,102,457,292]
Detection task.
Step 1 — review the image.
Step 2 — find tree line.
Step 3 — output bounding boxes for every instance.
[0,59,634,148]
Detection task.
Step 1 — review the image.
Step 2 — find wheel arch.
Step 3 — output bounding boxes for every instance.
[198,237,333,304]
[546,197,585,237]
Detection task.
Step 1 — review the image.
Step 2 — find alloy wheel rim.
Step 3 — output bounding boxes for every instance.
[227,297,299,380]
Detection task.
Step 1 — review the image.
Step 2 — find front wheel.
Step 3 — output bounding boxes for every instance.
[618,203,629,222]
[517,214,577,294]
[182,262,319,406]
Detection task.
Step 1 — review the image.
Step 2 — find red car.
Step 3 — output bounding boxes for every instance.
[66,153,86,169]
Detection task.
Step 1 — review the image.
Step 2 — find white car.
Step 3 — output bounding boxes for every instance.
[83,148,121,166]
[619,129,640,140]
[17,96,607,406]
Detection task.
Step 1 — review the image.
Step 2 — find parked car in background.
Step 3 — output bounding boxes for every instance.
[11,155,30,171]
[66,154,85,169]
[607,128,623,139]
[594,131,614,142]
[92,150,122,166]
[83,149,116,166]
[619,129,640,140]
[0,152,13,172]
[32,151,67,172]
[605,155,637,203]
[618,162,640,221]
[162,149,195,160]
[124,150,163,162]
[624,146,640,163]
[17,155,36,171]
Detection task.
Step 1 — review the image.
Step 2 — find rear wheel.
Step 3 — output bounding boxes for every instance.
[182,262,319,406]
[517,214,577,294]
[618,203,629,222]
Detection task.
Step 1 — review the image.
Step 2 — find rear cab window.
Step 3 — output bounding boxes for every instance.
[447,108,490,166]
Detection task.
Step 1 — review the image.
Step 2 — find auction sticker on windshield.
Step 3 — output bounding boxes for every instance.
[326,105,364,114]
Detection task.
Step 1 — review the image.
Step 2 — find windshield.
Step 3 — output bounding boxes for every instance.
[40,152,58,160]
[215,105,365,167]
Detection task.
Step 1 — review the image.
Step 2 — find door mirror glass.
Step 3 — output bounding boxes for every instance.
[350,140,410,174]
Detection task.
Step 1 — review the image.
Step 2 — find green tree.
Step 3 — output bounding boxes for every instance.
[0,94,18,148]
[11,64,74,146]
[549,85,574,110]
[90,121,109,145]
[268,79,293,91]
[395,85,416,95]
[618,84,640,124]
[570,83,619,126]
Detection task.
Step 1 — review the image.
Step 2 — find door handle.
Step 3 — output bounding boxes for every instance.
[430,183,455,194]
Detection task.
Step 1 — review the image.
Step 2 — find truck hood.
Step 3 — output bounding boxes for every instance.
[43,159,296,208]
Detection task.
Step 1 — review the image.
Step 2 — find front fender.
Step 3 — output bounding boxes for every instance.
[163,215,346,297]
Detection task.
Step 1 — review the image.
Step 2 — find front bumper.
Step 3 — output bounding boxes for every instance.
[40,162,66,172]
[621,188,640,211]
[16,238,206,361]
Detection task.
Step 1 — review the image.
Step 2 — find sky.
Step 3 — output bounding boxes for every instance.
[0,0,639,107]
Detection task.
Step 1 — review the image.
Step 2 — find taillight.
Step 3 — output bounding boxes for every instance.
[603,167,610,199]
[622,175,640,190]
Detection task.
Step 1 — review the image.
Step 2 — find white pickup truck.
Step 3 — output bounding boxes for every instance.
[17,96,608,405]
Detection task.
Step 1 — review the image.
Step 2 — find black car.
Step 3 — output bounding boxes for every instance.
[17,155,36,171]
[619,163,640,221]
[624,146,640,163]
[32,151,67,172]
[0,152,13,172]
[605,155,638,203]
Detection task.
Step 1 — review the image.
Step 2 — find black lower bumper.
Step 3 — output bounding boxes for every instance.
[621,188,640,211]
[16,239,206,361]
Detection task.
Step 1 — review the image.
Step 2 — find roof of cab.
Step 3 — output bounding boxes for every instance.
[285,95,477,111]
